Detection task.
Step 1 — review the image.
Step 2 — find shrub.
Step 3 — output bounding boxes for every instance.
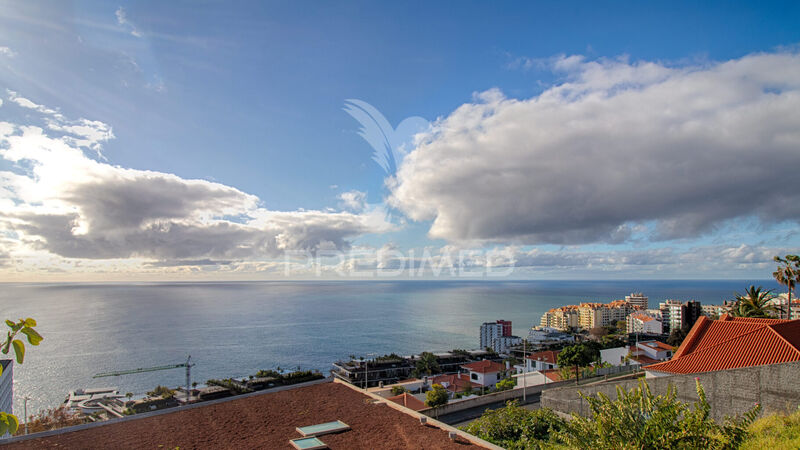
[391,385,407,395]
[496,377,516,391]
[14,407,88,435]
[556,379,761,449]
[461,400,565,449]
[147,385,176,398]
[425,384,449,408]
[742,409,800,449]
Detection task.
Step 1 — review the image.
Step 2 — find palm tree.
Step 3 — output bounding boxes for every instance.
[774,255,800,320]
[729,286,780,318]
[414,351,440,377]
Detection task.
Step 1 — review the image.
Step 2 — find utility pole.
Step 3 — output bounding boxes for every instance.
[185,356,193,404]
[363,353,376,389]
[522,340,527,403]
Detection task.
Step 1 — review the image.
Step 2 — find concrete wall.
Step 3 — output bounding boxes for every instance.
[541,361,800,423]
[421,379,573,417]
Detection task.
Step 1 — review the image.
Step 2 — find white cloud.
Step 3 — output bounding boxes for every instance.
[115,7,143,38]
[0,46,16,58]
[7,90,59,115]
[390,50,800,245]
[338,190,367,212]
[0,96,392,272]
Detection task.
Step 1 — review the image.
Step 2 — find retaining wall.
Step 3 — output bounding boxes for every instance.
[541,361,800,423]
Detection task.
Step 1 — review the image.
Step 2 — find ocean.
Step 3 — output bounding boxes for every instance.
[0,279,782,415]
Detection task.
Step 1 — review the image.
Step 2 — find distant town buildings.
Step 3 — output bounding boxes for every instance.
[701,304,730,319]
[527,326,575,348]
[578,300,643,329]
[625,292,649,309]
[627,312,663,335]
[539,305,579,331]
[540,297,648,331]
[769,294,800,319]
[479,320,522,353]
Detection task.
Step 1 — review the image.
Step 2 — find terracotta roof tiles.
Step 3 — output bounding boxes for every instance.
[646,316,800,375]
[526,350,560,364]
[386,392,426,411]
[461,360,504,374]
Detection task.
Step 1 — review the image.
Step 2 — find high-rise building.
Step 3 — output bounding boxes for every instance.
[480,322,502,350]
[659,300,682,333]
[659,300,702,334]
[496,320,512,337]
[625,293,649,309]
[681,301,702,333]
[479,321,521,353]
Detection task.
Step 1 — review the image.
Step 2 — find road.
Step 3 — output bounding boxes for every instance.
[436,392,541,428]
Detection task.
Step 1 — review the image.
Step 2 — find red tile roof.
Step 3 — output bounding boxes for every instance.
[542,369,562,382]
[646,316,800,375]
[387,392,426,411]
[526,350,560,364]
[461,360,504,374]
[429,373,481,392]
[630,313,656,322]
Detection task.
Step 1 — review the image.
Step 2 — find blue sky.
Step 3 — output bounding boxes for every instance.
[1,1,800,280]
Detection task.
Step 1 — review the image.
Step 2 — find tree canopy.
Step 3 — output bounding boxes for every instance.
[730,285,780,318]
[557,343,600,382]
[413,351,440,377]
[425,383,449,408]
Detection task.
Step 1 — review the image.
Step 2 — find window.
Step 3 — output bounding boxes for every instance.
[471,373,478,381]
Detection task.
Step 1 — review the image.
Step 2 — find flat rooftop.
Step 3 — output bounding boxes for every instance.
[7,381,478,449]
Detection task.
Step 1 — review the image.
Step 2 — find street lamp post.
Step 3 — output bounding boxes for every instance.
[23,396,30,435]
[363,352,376,389]
[522,340,527,402]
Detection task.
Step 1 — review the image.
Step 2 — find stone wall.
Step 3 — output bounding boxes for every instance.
[420,379,573,417]
[541,361,800,423]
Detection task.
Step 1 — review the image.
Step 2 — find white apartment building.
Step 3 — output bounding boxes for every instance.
[659,300,683,333]
[494,335,522,354]
[479,322,502,350]
[627,312,663,335]
[625,293,649,309]
[479,322,521,353]
[524,350,560,371]
[527,327,575,347]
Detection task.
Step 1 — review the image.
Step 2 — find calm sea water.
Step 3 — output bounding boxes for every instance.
[0,279,781,415]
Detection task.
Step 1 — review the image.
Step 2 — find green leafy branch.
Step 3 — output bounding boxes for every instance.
[2,318,42,365]
[0,317,43,436]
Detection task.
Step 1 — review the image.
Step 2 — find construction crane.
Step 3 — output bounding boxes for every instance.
[94,356,195,403]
